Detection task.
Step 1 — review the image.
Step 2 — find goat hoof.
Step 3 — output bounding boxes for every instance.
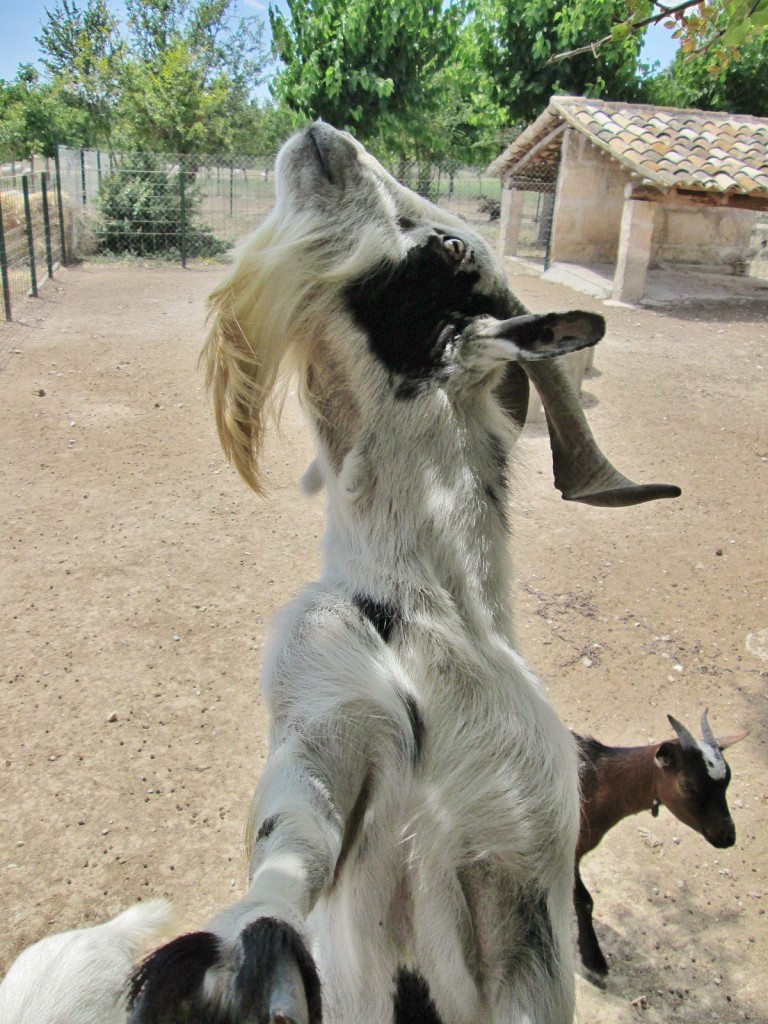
[581,955,609,980]
[128,919,321,1024]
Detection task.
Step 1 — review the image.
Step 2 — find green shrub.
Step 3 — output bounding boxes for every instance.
[96,153,226,258]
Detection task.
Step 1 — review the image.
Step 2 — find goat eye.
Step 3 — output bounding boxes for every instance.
[443,237,467,263]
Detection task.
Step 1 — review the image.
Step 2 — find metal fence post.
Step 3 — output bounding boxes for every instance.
[54,148,67,265]
[80,148,87,205]
[179,167,188,268]
[41,171,54,279]
[0,195,12,320]
[22,174,38,298]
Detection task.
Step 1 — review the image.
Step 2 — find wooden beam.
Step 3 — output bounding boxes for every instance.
[627,182,768,213]
[502,123,565,187]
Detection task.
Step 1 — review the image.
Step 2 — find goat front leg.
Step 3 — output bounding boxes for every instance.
[574,864,608,979]
[128,730,372,1024]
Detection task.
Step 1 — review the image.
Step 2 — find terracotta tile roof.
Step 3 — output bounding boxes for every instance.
[488,96,768,196]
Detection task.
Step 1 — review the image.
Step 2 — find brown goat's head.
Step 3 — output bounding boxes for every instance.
[654,710,748,848]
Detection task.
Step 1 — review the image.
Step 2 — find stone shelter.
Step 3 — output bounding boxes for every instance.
[488,96,768,303]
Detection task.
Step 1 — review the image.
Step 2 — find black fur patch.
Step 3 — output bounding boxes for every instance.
[345,234,508,387]
[257,813,281,841]
[400,692,426,764]
[235,918,322,1024]
[128,931,223,1023]
[333,770,373,883]
[520,895,556,979]
[393,968,444,1024]
[354,595,401,643]
[128,922,322,1024]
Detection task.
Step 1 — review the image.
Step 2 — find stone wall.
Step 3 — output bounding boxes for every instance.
[651,205,757,269]
[548,129,627,264]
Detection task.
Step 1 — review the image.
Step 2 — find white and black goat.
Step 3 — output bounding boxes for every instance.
[0,900,172,1024]
[574,710,747,977]
[129,123,679,1024]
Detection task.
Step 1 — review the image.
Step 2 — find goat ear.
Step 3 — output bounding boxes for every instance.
[717,729,749,751]
[524,357,682,508]
[654,741,680,770]
[480,311,605,361]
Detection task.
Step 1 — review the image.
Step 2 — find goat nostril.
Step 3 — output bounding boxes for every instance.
[706,828,736,849]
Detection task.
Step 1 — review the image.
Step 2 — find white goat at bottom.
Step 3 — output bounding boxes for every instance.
[129,123,679,1024]
[0,900,172,1024]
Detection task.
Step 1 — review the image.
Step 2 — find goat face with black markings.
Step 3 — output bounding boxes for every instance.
[129,124,679,1024]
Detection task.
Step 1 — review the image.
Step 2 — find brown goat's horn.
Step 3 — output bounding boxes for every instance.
[524,358,681,508]
[716,730,749,750]
[667,714,697,751]
[700,708,727,768]
[700,708,718,751]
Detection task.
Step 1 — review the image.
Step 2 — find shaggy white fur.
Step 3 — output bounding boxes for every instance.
[0,900,172,1024]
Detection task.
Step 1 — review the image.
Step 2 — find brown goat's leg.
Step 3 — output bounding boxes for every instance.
[574,865,608,977]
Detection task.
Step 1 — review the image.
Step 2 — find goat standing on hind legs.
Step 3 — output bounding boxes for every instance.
[129,124,679,1024]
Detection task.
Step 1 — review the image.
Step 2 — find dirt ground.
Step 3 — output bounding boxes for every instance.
[1,260,766,1023]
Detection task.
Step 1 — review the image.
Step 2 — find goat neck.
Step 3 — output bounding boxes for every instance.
[577,739,659,858]
[312,369,518,638]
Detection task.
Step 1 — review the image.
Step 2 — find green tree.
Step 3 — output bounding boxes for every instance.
[228,100,306,161]
[0,65,92,158]
[269,0,463,155]
[643,28,768,116]
[116,0,269,153]
[548,0,768,74]
[36,0,124,146]
[469,0,646,125]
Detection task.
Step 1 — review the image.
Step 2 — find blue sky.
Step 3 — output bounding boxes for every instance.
[0,0,680,89]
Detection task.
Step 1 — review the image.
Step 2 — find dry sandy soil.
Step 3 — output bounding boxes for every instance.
[1,259,766,1023]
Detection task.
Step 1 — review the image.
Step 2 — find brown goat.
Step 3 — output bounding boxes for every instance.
[574,710,747,976]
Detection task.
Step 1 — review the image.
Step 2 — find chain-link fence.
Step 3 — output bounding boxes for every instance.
[504,160,558,265]
[1,145,502,321]
[0,155,70,321]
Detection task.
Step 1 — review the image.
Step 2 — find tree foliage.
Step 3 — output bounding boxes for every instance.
[643,25,768,116]
[0,65,94,157]
[469,0,646,125]
[269,0,463,153]
[549,0,768,73]
[3,0,767,166]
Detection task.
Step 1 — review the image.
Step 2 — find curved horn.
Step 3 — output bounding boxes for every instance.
[700,708,718,750]
[700,708,728,772]
[667,714,698,751]
[524,358,681,508]
[716,730,749,750]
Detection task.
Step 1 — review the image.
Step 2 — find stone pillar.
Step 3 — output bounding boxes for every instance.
[498,186,524,260]
[612,196,656,303]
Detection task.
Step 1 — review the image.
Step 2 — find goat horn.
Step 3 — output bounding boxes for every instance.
[667,714,698,751]
[702,708,750,751]
[700,708,718,750]
[524,358,682,507]
[700,708,728,770]
[716,730,749,750]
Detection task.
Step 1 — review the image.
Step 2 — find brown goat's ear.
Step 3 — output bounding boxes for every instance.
[654,741,681,770]
[717,730,749,751]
